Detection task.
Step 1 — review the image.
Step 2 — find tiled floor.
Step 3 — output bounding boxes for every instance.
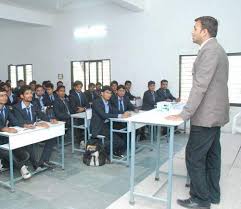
[107,132,241,209]
[0,133,188,209]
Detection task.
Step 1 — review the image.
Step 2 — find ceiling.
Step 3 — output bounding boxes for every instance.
[0,0,111,13]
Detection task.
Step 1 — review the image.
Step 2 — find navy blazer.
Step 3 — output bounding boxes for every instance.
[69,91,88,113]
[84,90,99,104]
[156,88,176,102]
[0,106,19,129]
[6,93,18,106]
[125,90,135,101]
[141,90,158,111]
[43,94,57,107]
[90,97,119,137]
[13,102,49,127]
[53,96,73,127]
[110,96,135,114]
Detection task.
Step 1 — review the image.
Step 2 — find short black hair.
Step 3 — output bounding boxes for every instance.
[19,85,32,95]
[101,85,112,92]
[148,81,155,86]
[73,80,83,87]
[56,85,65,92]
[35,84,43,90]
[117,85,125,91]
[0,87,6,93]
[96,82,102,86]
[125,80,132,85]
[57,81,63,85]
[29,81,36,85]
[110,80,118,86]
[88,83,95,88]
[31,80,37,84]
[45,82,54,89]
[2,82,11,88]
[161,79,168,84]
[195,16,218,37]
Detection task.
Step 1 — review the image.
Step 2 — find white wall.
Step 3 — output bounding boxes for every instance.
[0,0,241,131]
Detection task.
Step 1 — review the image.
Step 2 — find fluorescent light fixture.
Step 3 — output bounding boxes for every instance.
[74,25,107,39]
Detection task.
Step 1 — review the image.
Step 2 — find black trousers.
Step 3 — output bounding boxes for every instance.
[186,125,221,205]
[100,123,126,155]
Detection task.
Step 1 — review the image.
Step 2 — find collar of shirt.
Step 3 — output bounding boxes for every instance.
[21,101,33,110]
[118,96,123,101]
[102,98,109,105]
[0,106,6,112]
[199,37,214,50]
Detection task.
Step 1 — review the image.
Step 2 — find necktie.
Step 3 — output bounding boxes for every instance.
[26,107,32,121]
[152,92,155,103]
[63,100,70,115]
[0,109,5,122]
[78,93,82,105]
[119,99,124,112]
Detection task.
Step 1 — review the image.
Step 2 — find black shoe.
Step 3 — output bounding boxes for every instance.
[177,198,210,209]
[39,161,55,169]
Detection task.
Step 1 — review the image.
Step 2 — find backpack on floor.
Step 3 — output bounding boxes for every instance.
[83,138,107,166]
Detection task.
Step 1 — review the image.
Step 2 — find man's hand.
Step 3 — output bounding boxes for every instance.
[77,107,85,113]
[175,98,181,102]
[24,124,36,129]
[1,127,18,133]
[165,114,183,121]
[50,119,58,124]
[36,122,49,128]
[121,112,131,118]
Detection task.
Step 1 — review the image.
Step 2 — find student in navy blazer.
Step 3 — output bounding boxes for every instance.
[13,85,58,169]
[2,83,18,106]
[141,81,158,111]
[90,86,130,156]
[0,87,32,179]
[156,80,180,102]
[69,81,88,113]
[84,83,99,105]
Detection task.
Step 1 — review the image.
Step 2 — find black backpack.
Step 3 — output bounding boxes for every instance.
[83,138,107,166]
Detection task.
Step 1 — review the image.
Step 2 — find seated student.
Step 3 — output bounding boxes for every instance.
[0,87,31,179]
[156,79,180,102]
[111,85,137,113]
[95,82,102,97]
[2,83,18,106]
[141,81,158,111]
[84,83,98,105]
[29,81,36,96]
[90,86,130,156]
[110,80,118,101]
[33,84,45,111]
[124,80,137,101]
[43,82,56,120]
[53,86,73,140]
[5,80,11,87]
[13,85,58,169]
[13,80,25,98]
[69,80,88,113]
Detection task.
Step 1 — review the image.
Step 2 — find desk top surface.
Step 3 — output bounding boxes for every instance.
[0,121,65,137]
[111,109,184,126]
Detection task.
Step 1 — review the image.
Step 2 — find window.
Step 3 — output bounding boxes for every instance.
[179,53,241,106]
[71,59,111,90]
[8,64,33,88]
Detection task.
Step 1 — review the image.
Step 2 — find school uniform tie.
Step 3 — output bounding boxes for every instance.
[26,107,32,121]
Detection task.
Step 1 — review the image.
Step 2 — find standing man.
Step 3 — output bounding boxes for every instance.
[167,16,229,209]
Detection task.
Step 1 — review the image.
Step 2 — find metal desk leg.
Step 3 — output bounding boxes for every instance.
[184,121,187,133]
[126,127,130,167]
[167,126,174,209]
[151,125,154,146]
[110,120,113,162]
[155,126,161,181]
[61,135,65,170]
[84,118,87,145]
[129,123,136,205]
[9,149,14,192]
[71,117,74,153]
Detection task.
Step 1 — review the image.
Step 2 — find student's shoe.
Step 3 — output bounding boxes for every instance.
[20,165,32,180]
[80,141,86,150]
[39,161,55,169]
[177,198,210,209]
